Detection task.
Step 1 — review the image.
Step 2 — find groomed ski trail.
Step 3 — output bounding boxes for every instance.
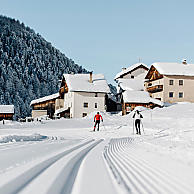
[104,137,194,194]
[71,139,119,194]
[0,139,103,194]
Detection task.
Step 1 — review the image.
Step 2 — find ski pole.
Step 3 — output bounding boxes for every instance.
[141,120,145,134]
[102,122,106,130]
[132,119,134,135]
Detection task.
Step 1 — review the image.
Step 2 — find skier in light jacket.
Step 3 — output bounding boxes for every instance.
[132,110,143,135]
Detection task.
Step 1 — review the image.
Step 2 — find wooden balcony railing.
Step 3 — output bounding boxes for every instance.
[147,85,163,93]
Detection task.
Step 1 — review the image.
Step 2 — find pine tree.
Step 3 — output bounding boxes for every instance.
[0,15,88,119]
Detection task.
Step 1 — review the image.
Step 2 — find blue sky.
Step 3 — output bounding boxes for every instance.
[1,0,194,84]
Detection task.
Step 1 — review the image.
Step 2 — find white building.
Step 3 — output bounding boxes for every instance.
[114,63,149,81]
[114,63,163,114]
[145,60,194,103]
[56,73,110,118]
[115,62,149,101]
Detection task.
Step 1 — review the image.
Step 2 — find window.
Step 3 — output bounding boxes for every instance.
[179,92,183,98]
[95,93,98,97]
[169,80,174,85]
[82,113,87,117]
[179,80,183,86]
[169,92,174,98]
[95,103,98,108]
[83,103,88,108]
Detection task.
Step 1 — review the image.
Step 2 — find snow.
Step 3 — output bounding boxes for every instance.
[123,90,149,102]
[118,78,144,91]
[0,134,47,143]
[0,103,194,193]
[152,62,194,76]
[117,77,163,106]
[55,107,67,115]
[63,74,110,93]
[122,90,163,106]
[114,63,148,80]
[0,105,14,113]
[30,93,59,106]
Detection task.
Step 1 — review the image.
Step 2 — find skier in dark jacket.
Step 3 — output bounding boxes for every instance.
[132,110,143,135]
[94,112,103,131]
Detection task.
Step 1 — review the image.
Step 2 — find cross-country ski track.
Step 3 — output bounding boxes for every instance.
[104,137,194,194]
[0,136,194,194]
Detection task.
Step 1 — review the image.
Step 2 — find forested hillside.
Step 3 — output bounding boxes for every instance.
[0,15,87,119]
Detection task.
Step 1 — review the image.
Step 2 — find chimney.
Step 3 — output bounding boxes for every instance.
[89,71,93,83]
[182,59,187,65]
[122,67,126,71]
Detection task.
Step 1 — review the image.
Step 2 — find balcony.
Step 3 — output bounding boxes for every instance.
[147,85,163,93]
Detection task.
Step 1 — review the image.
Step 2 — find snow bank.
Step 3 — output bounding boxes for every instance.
[0,134,48,144]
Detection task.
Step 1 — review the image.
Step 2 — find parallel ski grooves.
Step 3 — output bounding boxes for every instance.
[48,139,103,194]
[0,140,94,194]
[104,137,194,194]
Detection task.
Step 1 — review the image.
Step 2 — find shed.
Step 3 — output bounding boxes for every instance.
[0,105,14,120]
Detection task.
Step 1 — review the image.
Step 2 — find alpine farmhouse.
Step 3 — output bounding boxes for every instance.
[115,63,163,115]
[30,93,60,119]
[145,60,194,103]
[56,72,110,118]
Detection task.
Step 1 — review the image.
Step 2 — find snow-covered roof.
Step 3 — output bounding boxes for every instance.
[30,93,59,106]
[152,62,194,76]
[115,63,148,80]
[63,74,110,93]
[0,105,14,113]
[123,91,163,106]
[55,107,67,115]
[118,78,144,91]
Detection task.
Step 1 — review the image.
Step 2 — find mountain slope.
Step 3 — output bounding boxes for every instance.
[0,15,87,119]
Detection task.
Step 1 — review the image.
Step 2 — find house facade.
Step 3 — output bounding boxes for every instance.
[145,61,194,103]
[114,63,149,81]
[0,105,14,120]
[56,73,110,118]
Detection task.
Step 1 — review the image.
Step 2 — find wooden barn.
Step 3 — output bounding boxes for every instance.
[121,90,163,115]
[0,105,14,120]
[30,93,60,119]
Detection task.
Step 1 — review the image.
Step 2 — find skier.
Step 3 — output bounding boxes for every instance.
[132,110,143,135]
[94,112,103,131]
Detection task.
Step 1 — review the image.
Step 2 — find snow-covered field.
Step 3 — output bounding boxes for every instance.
[0,103,194,194]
